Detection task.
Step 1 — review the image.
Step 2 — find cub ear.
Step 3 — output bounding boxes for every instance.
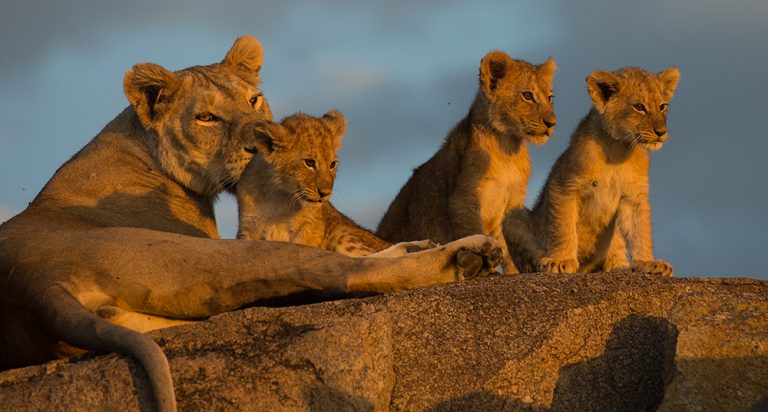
[252,122,289,154]
[539,57,557,84]
[586,70,620,110]
[320,110,347,150]
[479,50,514,96]
[223,35,263,84]
[123,63,180,127]
[657,67,680,100]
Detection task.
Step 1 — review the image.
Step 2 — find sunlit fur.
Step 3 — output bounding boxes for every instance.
[377,51,556,272]
[237,111,418,257]
[503,66,679,276]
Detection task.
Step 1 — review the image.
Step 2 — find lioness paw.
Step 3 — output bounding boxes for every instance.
[452,235,503,279]
[537,257,579,274]
[632,259,673,277]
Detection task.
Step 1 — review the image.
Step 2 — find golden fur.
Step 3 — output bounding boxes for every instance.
[377,51,556,272]
[503,66,679,276]
[237,111,428,257]
[0,37,502,412]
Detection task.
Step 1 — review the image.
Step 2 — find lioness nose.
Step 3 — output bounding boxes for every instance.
[654,128,667,138]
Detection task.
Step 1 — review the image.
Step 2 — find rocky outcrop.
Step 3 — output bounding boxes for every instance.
[1,273,766,411]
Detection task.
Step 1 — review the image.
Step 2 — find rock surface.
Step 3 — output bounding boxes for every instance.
[1,273,766,411]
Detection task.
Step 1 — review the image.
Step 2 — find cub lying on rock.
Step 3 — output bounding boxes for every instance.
[237,111,432,257]
[503,66,679,276]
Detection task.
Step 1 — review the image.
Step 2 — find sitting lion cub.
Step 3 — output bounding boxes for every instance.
[237,111,427,257]
[503,66,679,276]
[376,51,557,272]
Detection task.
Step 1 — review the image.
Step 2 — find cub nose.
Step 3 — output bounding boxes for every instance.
[318,188,333,200]
[543,118,556,129]
[654,128,667,138]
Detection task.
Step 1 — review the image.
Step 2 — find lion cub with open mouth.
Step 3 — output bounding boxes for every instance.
[503,67,679,276]
[237,111,430,257]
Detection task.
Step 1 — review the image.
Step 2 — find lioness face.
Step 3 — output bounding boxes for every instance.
[123,36,273,197]
[479,51,557,145]
[240,111,346,207]
[587,67,680,151]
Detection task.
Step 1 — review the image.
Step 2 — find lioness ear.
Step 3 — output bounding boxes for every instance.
[479,50,513,96]
[123,63,180,127]
[657,67,680,100]
[539,57,557,84]
[223,35,263,84]
[321,110,347,150]
[252,122,288,153]
[586,70,620,110]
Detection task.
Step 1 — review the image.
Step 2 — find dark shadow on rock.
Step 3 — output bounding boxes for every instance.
[550,314,678,412]
[305,384,375,412]
[749,396,768,412]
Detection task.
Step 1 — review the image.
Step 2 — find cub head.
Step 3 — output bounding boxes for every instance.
[238,110,346,207]
[587,66,680,151]
[123,35,273,197]
[478,51,557,145]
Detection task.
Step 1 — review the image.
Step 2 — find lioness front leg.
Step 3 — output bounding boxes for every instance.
[365,240,438,258]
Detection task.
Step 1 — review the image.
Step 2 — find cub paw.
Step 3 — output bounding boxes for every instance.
[537,257,579,274]
[632,259,673,277]
[454,235,503,280]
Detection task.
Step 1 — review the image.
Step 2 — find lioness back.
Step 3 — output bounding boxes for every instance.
[504,66,679,276]
[236,111,392,256]
[377,51,556,272]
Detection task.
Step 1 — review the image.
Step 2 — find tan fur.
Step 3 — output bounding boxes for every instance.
[0,37,503,412]
[503,66,679,276]
[237,111,426,257]
[377,51,556,272]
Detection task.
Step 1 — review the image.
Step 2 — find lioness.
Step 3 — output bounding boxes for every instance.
[503,67,678,276]
[237,110,428,257]
[0,36,502,412]
[376,51,556,273]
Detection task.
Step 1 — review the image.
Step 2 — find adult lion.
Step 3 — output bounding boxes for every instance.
[0,36,501,412]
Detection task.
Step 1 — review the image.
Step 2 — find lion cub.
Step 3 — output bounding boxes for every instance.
[503,67,679,276]
[376,51,556,272]
[237,111,422,257]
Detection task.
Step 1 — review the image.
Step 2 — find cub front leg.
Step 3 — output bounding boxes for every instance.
[537,188,580,274]
[618,196,674,277]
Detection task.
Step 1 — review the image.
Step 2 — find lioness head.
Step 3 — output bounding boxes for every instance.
[587,67,680,151]
[123,36,273,197]
[238,111,346,207]
[477,51,557,145]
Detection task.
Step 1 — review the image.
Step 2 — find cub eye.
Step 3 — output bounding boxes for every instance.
[304,159,316,169]
[195,113,218,122]
[329,160,338,170]
[548,95,554,103]
[633,103,647,113]
[660,103,669,112]
[522,91,534,102]
[249,94,264,110]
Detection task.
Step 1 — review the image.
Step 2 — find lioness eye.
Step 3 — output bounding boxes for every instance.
[660,103,669,112]
[329,160,338,170]
[304,159,316,169]
[195,113,217,122]
[522,91,534,102]
[633,103,647,113]
[249,94,264,110]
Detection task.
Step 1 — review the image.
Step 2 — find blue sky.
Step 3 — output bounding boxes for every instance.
[1,0,766,277]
